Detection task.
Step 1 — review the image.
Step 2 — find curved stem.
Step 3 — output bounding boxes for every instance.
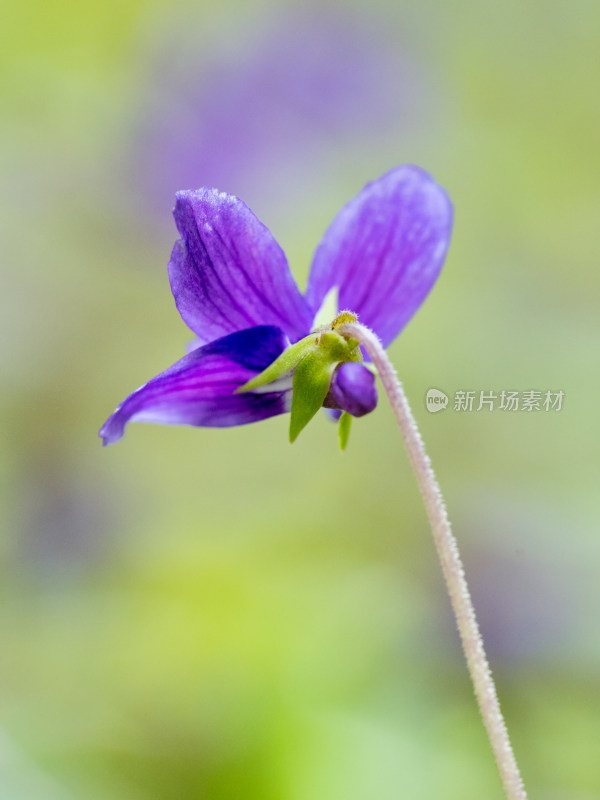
[339,321,527,800]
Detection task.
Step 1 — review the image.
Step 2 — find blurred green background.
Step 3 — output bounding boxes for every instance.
[2,0,599,797]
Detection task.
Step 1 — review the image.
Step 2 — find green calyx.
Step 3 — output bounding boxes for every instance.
[237,324,361,443]
[338,411,352,450]
[236,333,318,394]
[288,330,361,443]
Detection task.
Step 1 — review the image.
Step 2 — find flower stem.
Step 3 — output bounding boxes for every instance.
[339,321,527,800]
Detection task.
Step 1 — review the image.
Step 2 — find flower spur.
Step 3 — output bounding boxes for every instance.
[99,165,452,446]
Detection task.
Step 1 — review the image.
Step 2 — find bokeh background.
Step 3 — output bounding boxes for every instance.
[2,0,599,797]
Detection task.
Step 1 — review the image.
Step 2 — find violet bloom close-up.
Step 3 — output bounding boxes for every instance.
[99,166,452,446]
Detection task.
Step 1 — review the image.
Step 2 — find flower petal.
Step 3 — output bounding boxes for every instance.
[305,166,453,347]
[169,189,313,344]
[328,362,378,417]
[99,326,291,445]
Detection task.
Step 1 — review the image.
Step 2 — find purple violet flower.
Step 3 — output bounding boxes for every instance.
[130,11,426,225]
[100,166,452,446]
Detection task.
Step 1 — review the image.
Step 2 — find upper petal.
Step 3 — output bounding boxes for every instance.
[99,326,291,445]
[169,189,312,344]
[305,166,453,347]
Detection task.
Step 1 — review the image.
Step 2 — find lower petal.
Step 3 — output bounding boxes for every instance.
[99,326,291,445]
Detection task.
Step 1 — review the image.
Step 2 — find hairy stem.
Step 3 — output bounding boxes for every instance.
[339,321,527,800]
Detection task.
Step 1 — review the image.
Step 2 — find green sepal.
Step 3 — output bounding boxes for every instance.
[288,331,363,442]
[236,333,318,394]
[338,412,352,450]
[289,350,336,442]
[236,326,363,444]
[317,331,362,364]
